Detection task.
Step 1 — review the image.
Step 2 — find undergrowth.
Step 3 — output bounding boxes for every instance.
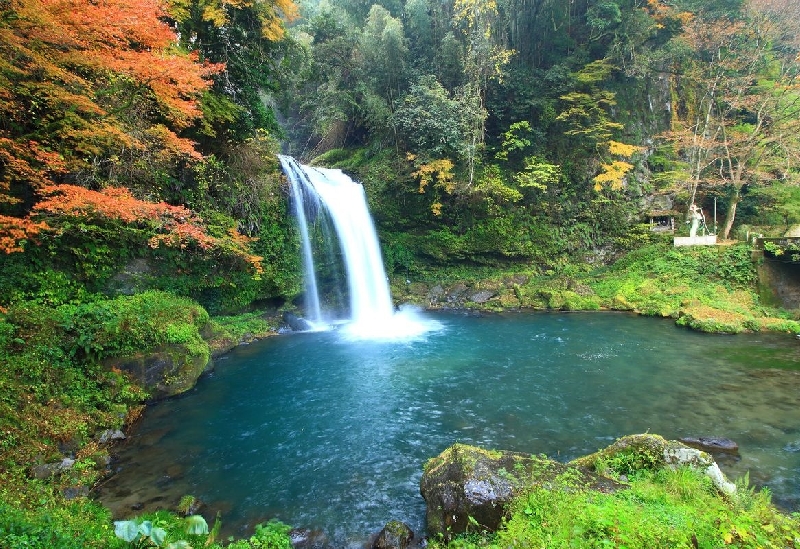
[429,468,800,548]
[0,291,291,549]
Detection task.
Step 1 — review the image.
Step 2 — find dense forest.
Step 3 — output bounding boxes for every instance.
[2,0,800,546]
[2,0,800,311]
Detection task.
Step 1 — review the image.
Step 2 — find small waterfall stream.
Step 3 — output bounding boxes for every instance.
[280,155,436,339]
[279,156,323,324]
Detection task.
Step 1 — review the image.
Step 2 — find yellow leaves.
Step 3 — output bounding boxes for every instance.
[676,11,694,25]
[453,0,498,28]
[593,140,641,191]
[608,140,642,157]
[408,154,455,216]
[410,157,455,195]
[202,3,228,26]
[169,0,298,40]
[593,161,634,191]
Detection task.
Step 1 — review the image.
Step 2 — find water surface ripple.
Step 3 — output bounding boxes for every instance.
[97,312,800,547]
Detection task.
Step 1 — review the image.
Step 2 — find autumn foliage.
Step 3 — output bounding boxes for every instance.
[31,184,263,271]
[0,0,294,272]
[0,0,220,180]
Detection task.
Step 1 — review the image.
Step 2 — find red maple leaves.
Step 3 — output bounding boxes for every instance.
[0,0,263,273]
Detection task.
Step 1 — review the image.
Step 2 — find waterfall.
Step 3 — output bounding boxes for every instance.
[279,155,438,339]
[279,156,323,324]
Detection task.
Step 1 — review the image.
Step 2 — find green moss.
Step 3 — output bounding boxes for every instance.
[428,437,800,549]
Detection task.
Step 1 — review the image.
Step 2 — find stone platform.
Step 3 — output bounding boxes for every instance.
[674,235,718,246]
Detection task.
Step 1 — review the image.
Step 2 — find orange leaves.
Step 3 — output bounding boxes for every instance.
[0,0,219,181]
[0,215,47,254]
[0,138,65,192]
[145,125,205,161]
[28,184,262,272]
[34,185,196,226]
[645,0,692,29]
[32,0,221,128]
[260,0,300,40]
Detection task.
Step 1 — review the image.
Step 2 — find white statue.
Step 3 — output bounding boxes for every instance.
[687,204,703,238]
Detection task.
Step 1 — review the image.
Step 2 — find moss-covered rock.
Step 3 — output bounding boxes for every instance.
[372,520,414,549]
[570,433,736,495]
[104,343,210,399]
[421,436,738,542]
[420,443,623,542]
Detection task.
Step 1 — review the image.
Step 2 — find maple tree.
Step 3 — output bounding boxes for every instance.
[0,0,223,251]
[31,184,263,272]
[0,0,220,191]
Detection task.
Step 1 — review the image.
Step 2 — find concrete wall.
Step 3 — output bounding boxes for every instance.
[757,257,800,310]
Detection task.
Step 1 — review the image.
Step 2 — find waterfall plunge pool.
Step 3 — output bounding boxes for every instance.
[96,311,800,547]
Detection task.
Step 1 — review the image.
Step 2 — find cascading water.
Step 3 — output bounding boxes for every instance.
[279,156,323,325]
[280,155,437,339]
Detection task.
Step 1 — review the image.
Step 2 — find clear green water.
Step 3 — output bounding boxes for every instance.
[97,311,800,547]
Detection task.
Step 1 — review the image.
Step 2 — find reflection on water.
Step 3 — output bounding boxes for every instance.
[96,312,800,547]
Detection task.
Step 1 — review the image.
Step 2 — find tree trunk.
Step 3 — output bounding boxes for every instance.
[720,187,740,240]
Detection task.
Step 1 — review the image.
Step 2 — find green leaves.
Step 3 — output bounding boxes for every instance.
[391,76,467,159]
[113,515,207,547]
[112,519,167,546]
[184,514,209,536]
[113,520,139,543]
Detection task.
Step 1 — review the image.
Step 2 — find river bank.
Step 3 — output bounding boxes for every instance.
[390,242,800,336]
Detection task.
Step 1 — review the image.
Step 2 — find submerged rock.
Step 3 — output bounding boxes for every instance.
[679,436,739,454]
[371,520,414,549]
[288,527,329,549]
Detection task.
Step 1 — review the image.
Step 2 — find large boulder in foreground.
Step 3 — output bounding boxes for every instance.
[420,443,623,542]
[421,435,736,542]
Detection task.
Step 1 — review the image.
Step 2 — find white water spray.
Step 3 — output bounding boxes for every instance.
[280,155,439,339]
